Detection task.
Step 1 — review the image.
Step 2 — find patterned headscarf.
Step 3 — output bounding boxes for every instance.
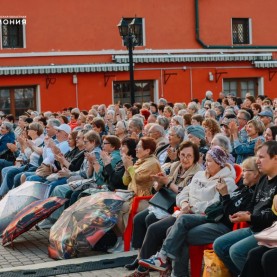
[207,146,228,167]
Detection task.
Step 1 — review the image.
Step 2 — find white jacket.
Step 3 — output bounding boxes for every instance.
[176,164,236,214]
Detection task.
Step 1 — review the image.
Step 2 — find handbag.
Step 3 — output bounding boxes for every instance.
[203,250,232,277]
[254,221,277,248]
[148,187,176,213]
[205,201,224,223]
[35,163,53,178]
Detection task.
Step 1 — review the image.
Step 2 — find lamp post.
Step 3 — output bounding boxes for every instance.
[117,18,142,105]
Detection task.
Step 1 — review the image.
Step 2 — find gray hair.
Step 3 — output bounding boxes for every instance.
[212,102,221,109]
[130,117,144,131]
[43,111,52,118]
[238,109,251,121]
[206,109,217,119]
[157,115,170,130]
[159,98,168,106]
[84,124,93,131]
[206,90,213,97]
[172,115,184,127]
[216,105,225,115]
[150,123,165,137]
[2,122,14,132]
[178,109,187,116]
[188,102,198,112]
[212,133,232,153]
[47,118,61,128]
[107,109,115,117]
[170,125,185,141]
[224,108,236,116]
[174,103,185,111]
[119,108,126,120]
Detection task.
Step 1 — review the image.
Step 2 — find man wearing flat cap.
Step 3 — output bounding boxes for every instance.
[258,110,274,129]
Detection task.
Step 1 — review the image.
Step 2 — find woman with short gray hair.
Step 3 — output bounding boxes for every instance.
[156,125,185,166]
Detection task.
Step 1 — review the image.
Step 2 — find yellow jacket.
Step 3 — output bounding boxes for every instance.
[123,154,161,197]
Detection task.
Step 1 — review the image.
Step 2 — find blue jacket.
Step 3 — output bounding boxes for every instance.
[233,135,265,164]
[0,131,15,156]
[94,149,122,185]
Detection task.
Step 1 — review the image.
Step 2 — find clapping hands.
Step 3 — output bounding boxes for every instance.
[122,154,133,169]
[100,151,112,165]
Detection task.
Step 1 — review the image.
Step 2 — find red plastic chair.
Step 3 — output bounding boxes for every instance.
[124,195,153,251]
[234,163,243,184]
[189,222,249,277]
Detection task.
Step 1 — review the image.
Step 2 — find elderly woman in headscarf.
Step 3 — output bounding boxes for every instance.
[126,146,237,276]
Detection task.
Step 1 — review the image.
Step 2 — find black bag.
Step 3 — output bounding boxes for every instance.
[205,201,224,223]
[149,187,176,213]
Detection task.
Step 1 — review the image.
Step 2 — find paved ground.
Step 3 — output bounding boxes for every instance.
[0,229,160,276]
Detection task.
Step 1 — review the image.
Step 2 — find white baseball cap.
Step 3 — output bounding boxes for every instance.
[54,124,71,134]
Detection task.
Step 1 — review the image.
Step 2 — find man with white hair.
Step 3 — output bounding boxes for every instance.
[158,98,168,106]
[187,102,199,116]
[148,123,168,152]
[204,109,217,120]
[173,103,184,115]
[201,90,214,107]
[128,117,144,139]
[97,104,106,118]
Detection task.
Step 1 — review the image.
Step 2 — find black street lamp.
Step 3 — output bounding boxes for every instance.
[117,18,142,105]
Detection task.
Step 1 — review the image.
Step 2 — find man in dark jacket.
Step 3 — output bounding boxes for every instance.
[212,141,277,275]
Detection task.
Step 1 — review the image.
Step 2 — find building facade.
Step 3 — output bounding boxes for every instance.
[1,0,277,115]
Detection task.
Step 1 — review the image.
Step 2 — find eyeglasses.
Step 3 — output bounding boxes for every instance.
[237,117,247,121]
[102,142,111,145]
[180,154,193,160]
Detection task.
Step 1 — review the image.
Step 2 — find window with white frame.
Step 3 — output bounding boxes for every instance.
[0,18,26,48]
[232,18,251,45]
[223,78,258,98]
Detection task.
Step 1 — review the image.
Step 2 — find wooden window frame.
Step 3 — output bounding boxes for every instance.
[0,86,36,117]
[223,78,258,98]
[113,80,154,104]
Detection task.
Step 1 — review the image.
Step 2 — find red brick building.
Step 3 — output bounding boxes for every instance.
[1,0,277,115]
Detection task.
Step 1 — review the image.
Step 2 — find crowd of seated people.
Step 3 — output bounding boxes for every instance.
[0,93,277,276]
